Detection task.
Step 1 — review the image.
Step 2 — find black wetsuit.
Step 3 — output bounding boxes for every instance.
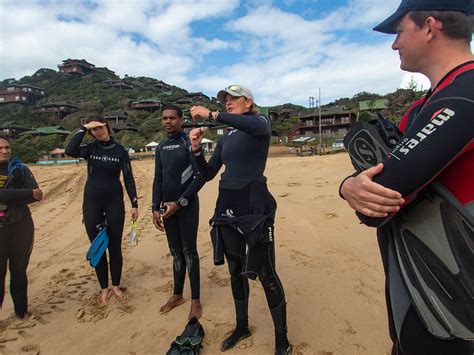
[0,161,38,317]
[192,112,289,345]
[66,127,138,289]
[152,131,204,300]
[346,62,474,354]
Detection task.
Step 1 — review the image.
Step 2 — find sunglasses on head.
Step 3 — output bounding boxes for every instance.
[225,85,246,96]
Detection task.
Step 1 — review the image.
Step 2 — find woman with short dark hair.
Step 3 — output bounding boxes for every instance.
[0,134,43,318]
[190,85,292,355]
[66,116,138,304]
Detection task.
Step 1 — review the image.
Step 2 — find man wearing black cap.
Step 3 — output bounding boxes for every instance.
[340,1,473,354]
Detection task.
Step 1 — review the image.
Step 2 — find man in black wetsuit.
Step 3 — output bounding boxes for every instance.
[152,104,205,319]
[340,1,473,353]
[0,134,43,318]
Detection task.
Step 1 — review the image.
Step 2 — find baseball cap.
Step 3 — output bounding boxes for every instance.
[373,0,473,34]
[217,84,254,103]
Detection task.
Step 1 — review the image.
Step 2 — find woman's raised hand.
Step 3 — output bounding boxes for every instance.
[83,121,106,130]
[190,106,210,121]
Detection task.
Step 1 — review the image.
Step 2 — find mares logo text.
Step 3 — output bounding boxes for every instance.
[396,108,455,156]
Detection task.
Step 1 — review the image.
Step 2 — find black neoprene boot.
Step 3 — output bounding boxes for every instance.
[221,300,251,351]
[271,301,292,355]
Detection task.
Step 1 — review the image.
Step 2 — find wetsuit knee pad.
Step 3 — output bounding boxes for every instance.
[259,274,279,290]
[170,249,185,272]
[182,248,199,270]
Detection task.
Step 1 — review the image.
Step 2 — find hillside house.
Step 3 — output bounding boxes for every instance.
[0,121,31,138]
[58,59,96,75]
[103,79,133,90]
[358,99,389,113]
[0,84,46,105]
[296,105,355,138]
[20,126,71,139]
[130,98,161,112]
[33,101,79,119]
[103,111,137,132]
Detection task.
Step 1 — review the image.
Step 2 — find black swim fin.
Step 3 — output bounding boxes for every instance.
[391,183,474,340]
[343,113,401,172]
[344,116,474,340]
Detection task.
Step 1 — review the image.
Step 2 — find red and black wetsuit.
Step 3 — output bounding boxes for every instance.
[358,62,474,354]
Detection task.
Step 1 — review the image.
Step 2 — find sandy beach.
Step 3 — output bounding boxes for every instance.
[0,151,392,354]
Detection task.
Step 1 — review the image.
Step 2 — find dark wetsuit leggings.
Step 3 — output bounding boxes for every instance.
[83,195,125,289]
[220,225,285,319]
[163,197,200,300]
[0,214,34,316]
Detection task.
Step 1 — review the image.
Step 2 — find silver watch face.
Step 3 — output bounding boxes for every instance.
[179,198,188,207]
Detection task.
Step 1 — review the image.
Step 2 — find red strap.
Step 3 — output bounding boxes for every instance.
[435,62,474,93]
[399,98,424,133]
[399,62,474,133]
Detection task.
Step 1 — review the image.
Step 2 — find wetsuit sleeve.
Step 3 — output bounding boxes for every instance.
[358,96,474,227]
[180,152,206,202]
[121,149,138,208]
[152,148,163,211]
[192,139,223,181]
[65,126,90,159]
[0,167,39,205]
[217,112,271,136]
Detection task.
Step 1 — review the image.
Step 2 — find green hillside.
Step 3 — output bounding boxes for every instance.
[0,61,425,162]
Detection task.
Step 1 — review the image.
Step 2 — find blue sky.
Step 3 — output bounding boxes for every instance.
[2,0,468,106]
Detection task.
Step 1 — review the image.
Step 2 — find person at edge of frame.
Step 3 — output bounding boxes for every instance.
[340,1,474,354]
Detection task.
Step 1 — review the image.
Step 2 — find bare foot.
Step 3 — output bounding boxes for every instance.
[111,286,124,299]
[98,289,109,305]
[189,299,202,319]
[159,295,185,315]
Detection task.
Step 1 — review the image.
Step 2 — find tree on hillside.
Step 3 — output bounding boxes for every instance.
[115,131,147,150]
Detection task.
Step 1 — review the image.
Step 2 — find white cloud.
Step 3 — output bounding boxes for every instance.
[0,0,439,107]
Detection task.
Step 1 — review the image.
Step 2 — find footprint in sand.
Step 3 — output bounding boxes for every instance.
[47,298,66,305]
[20,344,40,353]
[18,330,33,339]
[207,269,230,287]
[287,182,301,187]
[155,280,174,294]
[67,280,88,287]
[290,250,312,267]
[324,213,338,219]
[50,304,66,312]
[294,341,311,355]
[11,321,35,330]
[278,193,290,197]
[236,336,253,350]
[313,194,334,199]
[36,260,52,269]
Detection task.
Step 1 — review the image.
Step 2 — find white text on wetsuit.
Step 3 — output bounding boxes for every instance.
[90,155,120,163]
[395,108,455,156]
[163,145,180,150]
